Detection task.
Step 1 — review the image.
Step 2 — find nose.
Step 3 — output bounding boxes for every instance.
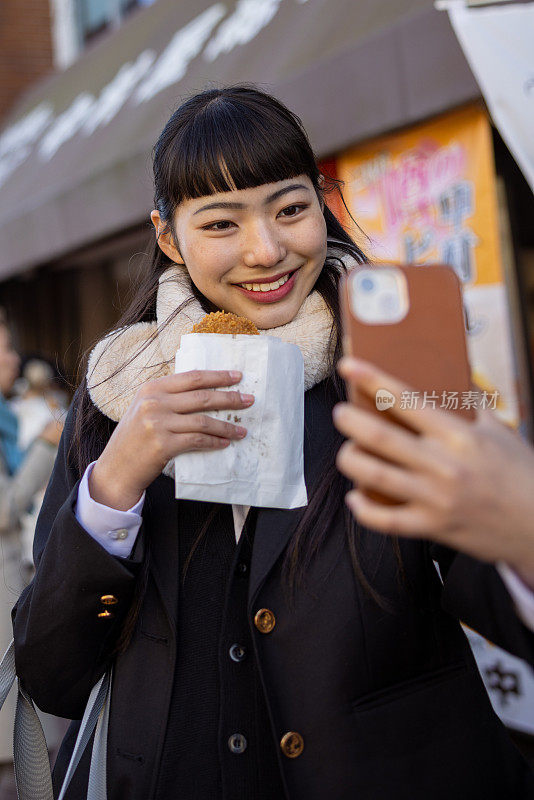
[242,221,286,269]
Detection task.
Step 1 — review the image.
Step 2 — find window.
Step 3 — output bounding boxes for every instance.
[76,0,157,45]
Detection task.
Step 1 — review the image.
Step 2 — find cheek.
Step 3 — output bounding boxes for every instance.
[182,239,234,287]
[291,213,327,260]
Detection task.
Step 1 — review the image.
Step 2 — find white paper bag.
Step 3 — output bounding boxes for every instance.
[174,333,307,509]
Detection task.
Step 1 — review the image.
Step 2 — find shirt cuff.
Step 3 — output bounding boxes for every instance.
[75,461,145,558]
[497,562,534,633]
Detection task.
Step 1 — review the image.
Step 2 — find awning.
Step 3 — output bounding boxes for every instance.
[0,0,479,278]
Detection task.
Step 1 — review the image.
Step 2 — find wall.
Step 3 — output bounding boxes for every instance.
[0,0,54,123]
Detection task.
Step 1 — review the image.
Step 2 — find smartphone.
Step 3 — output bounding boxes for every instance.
[340,263,474,502]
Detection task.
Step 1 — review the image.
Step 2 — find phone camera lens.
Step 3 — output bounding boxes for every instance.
[381,294,398,313]
[360,276,375,292]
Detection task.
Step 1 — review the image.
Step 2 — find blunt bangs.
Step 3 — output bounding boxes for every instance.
[159,90,319,206]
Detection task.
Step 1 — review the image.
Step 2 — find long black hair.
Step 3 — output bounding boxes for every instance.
[72,86,395,642]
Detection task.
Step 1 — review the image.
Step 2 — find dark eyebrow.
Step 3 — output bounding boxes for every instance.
[193,200,245,215]
[264,183,311,204]
[193,183,311,215]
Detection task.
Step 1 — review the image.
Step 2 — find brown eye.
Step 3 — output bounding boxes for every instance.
[203,220,234,231]
[279,204,307,218]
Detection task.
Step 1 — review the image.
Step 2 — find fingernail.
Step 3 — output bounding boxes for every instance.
[230,371,242,380]
[240,393,254,404]
[236,426,247,437]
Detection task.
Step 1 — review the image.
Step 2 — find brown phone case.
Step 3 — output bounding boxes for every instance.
[340,263,474,503]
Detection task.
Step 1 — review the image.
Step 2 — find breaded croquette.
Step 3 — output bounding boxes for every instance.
[191,311,259,335]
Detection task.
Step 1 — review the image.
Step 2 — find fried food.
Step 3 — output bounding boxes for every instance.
[191,311,259,335]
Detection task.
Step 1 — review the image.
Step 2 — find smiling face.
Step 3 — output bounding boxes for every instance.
[151,175,327,329]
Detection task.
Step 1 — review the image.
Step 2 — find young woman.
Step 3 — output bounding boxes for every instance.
[12,86,534,800]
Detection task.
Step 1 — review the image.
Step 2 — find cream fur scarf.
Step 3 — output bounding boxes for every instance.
[86,251,354,423]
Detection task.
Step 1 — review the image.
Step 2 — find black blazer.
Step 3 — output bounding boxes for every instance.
[12,380,534,800]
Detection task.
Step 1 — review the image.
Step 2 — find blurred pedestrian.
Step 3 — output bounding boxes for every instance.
[11,356,68,573]
[12,356,68,449]
[0,313,63,798]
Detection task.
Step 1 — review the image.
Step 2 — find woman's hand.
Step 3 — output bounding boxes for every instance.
[333,357,534,588]
[89,370,253,511]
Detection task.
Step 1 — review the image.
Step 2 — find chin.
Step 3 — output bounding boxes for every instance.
[251,304,301,330]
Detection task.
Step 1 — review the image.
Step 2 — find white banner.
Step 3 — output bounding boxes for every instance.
[464,626,534,735]
[441,1,534,194]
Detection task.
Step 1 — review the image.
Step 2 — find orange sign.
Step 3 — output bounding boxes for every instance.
[338,104,502,286]
[338,105,519,425]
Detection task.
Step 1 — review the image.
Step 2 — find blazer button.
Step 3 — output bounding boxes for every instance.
[228,733,247,754]
[280,731,304,758]
[100,595,118,605]
[254,608,276,633]
[229,644,247,662]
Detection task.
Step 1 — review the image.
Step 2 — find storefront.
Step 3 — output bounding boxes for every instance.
[0,0,483,376]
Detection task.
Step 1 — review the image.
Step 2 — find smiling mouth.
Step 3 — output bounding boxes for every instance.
[232,269,299,303]
[234,270,294,292]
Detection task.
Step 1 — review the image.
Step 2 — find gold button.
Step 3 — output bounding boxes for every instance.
[100,595,118,605]
[254,608,276,633]
[97,610,114,619]
[280,731,304,758]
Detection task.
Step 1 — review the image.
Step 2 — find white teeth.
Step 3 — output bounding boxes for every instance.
[239,273,291,292]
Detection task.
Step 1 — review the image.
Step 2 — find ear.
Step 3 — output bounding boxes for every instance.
[150,210,184,264]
